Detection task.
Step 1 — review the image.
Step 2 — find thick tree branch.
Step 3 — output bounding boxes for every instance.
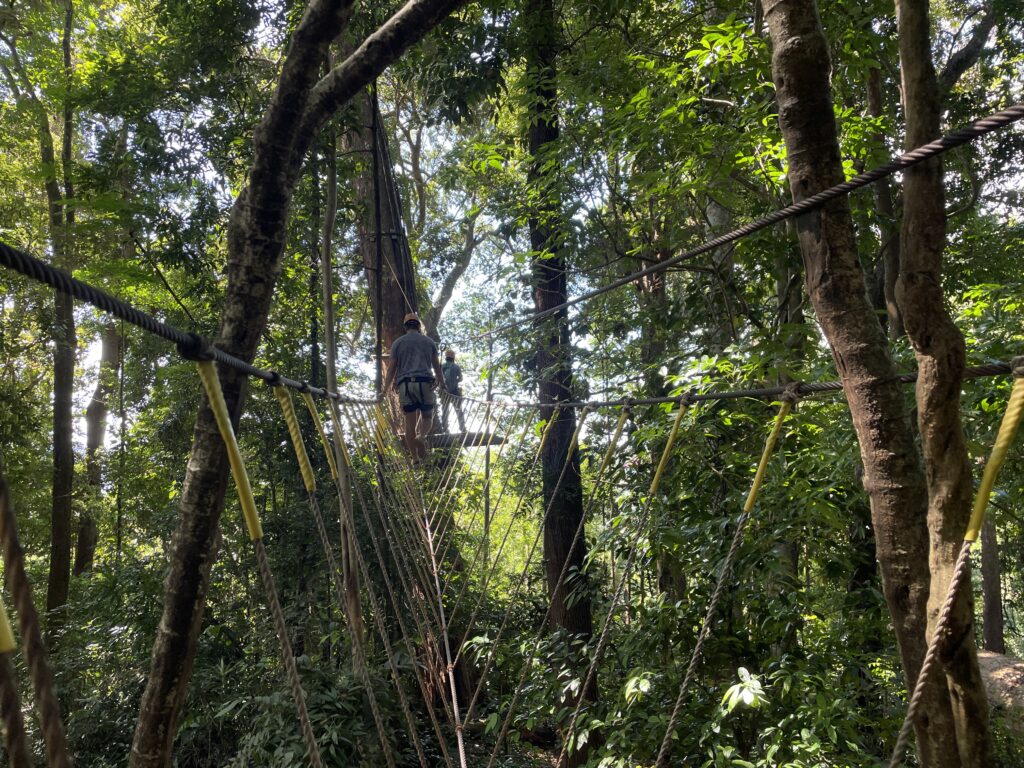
[938,6,996,96]
[424,210,483,332]
[297,0,468,153]
[246,0,355,214]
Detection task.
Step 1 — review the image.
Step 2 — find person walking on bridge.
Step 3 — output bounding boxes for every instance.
[383,312,444,463]
[442,348,467,433]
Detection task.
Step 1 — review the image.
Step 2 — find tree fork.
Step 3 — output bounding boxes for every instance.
[895,0,992,762]
[760,0,945,760]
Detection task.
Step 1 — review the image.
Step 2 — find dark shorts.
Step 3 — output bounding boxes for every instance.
[398,379,436,413]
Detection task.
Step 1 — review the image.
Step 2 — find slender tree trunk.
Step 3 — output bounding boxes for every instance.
[895,3,991,762]
[980,515,1003,654]
[866,67,904,339]
[524,1,594,765]
[74,322,121,575]
[760,3,953,763]
[46,0,77,616]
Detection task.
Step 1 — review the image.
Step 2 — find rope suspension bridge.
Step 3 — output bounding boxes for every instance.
[0,102,1023,767]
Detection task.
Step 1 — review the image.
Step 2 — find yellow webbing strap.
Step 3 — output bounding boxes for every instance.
[324,400,354,471]
[649,403,689,496]
[742,399,793,515]
[370,404,391,457]
[0,594,14,654]
[196,361,263,541]
[537,407,560,454]
[274,387,316,494]
[597,408,630,482]
[300,392,339,481]
[965,374,1024,542]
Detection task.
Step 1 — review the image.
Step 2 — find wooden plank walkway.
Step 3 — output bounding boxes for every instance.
[426,431,506,448]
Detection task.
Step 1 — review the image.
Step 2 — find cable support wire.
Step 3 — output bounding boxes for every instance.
[303,397,437,768]
[0,240,376,405]
[2,234,1014,414]
[447,101,1024,347]
[272,386,400,768]
[554,403,684,766]
[655,395,795,767]
[448,361,1014,411]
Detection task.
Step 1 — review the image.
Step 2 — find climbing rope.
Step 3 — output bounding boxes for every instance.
[331,403,457,767]
[887,359,1024,767]
[0,592,31,768]
[273,385,399,768]
[655,392,796,767]
[554,402,686,765]
[195,361,323,768]
[0,471,73,768]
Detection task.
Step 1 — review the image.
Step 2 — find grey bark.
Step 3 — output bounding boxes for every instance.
[74,322,121,575]
[980,515,1003,654]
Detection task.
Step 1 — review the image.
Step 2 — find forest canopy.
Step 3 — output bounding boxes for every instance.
[1,0,1023,766]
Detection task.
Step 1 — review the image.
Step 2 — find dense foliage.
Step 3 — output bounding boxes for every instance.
[1,0,1023,766]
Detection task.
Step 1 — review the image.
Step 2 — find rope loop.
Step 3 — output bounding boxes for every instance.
[782,381,803,406]
[266,370,283,387]
[176,331,213,361]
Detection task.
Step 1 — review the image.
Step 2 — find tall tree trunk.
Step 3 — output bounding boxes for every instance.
[74,322,121,575]
[760,3,953,763]
[524,1,594,765]
[895,2,992,762]
[866,67,904,339]
[348,91,419,349]
[131,2,466,763]
[980,515,1003,654]
[47,0,77,615]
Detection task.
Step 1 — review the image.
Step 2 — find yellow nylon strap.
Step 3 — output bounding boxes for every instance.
[596,408,630,481]
[196,361,263,541]
[324,400,354,471]
[370,404,391,457]
[300,392,339,481]
[649,403,689,496]
[0,593,14,654]
[537,407,561,454]
[742,399,793,515]
[965,375,1024,542]
[274,387,316,494]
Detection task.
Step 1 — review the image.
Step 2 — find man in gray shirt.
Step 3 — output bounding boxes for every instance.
[383,312,444,463]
